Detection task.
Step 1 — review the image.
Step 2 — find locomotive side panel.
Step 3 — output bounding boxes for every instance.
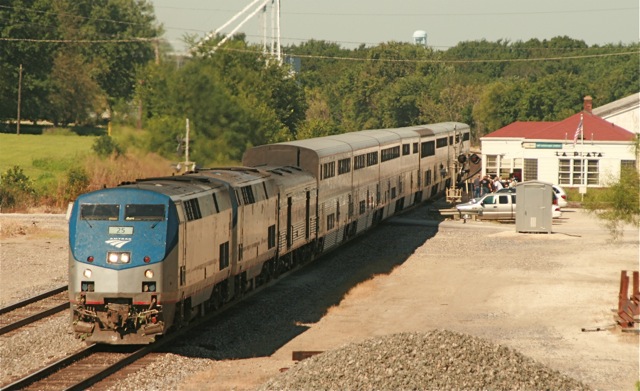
[235,180,278,280]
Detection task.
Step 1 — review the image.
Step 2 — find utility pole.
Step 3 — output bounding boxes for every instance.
[16,64,22,135]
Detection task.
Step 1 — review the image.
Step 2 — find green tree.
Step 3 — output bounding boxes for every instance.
[0,0,160,123]
[584,167,640,240]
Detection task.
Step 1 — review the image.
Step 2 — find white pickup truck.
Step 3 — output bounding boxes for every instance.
[456,193,516,220]
[456,190,562,220]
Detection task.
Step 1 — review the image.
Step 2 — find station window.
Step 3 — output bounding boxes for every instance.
[523,158,538,181]
[558,159,599,186]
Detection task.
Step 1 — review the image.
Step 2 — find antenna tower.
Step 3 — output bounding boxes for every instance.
[195,0,281,64]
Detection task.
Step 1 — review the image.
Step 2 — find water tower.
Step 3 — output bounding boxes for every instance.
[413,30,427,47]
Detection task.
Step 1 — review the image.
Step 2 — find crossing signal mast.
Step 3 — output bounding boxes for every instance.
[194,0,281,64]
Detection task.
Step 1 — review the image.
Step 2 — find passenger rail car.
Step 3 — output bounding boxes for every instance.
[68,122,469,344]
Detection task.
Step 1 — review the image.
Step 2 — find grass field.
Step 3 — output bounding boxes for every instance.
[0,133,97,181]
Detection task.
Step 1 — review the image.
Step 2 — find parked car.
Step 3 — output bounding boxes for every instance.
[458,190,562,220]
[456,192,516,220]
[552,184,568,207]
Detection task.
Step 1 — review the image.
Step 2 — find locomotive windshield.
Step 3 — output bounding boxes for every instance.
[80,204,119,220]
[125,204,165,221]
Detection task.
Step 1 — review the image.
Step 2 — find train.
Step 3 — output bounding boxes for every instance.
[68,122,470,344]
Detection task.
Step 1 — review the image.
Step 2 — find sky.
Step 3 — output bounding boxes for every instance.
[151,0,640,53]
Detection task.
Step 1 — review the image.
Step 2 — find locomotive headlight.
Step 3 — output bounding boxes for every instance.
[144,270,154,279]
[107,252,131,264]
[83,269,92,278]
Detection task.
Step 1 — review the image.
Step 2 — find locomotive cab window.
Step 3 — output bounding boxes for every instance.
[125,204,165,221]
[80,204,120,220]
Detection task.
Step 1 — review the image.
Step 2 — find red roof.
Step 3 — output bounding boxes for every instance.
[483,121,555,138]
[484,112,635,142]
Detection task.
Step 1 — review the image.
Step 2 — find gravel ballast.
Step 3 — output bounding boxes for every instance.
[258,330,590,390]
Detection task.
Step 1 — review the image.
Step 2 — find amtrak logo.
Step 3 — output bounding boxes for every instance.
[105,238,131,248]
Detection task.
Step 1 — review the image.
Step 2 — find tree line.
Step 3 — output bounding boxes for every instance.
[1,1,638,166]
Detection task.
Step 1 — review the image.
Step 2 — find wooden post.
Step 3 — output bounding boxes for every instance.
[17,64,22,135]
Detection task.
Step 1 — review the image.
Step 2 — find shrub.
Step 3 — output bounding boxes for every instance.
[92,135,124,157]
[0,166,36,211]
[65,166,90,201]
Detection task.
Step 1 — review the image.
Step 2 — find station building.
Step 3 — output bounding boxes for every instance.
[480,95,638,188]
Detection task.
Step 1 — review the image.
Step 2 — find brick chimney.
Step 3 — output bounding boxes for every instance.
[583,95,593,113]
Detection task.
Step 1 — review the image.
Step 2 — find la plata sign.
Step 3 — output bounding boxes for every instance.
[554,151,604,157]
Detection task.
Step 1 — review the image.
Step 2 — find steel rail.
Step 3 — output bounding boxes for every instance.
[0,285,67,315]
[0,302,69,336]
[1,344,96,390]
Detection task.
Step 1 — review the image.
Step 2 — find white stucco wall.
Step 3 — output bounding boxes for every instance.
[481,138,636,187]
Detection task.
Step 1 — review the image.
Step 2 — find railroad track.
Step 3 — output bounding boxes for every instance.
[1,343,153,390]
[0,285,69,336]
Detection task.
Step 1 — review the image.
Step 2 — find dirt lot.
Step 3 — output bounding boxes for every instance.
[1,207,638,390]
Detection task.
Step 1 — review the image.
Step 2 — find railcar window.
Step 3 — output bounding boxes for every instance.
[354,155,366,170]
[436,138,448,148]
[338,158,351,175]
[219,242,230,270]
[212,194,220,213]
[425,169,432,186]
[413,143,418,154]
[381,146,400,162]
[125,204,165,221]
[268,225,276,249]
[80,204,119,220]
[366,152,378,166]
[327,213,335,230]
[184,199,202,221]
[322,162,335,179]
[449,136,454,145]
[463,132,470,141]
[421,141,435,157]
[241,186,255,204]
[402,144,410,156]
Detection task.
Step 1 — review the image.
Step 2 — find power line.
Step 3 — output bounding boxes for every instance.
[216,46,639,64]
[153,5,637,17]
[1,36,636,64]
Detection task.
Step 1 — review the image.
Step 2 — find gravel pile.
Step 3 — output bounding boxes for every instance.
[258,330,590,391]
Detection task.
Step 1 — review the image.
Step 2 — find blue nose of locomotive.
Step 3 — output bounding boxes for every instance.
[69,188,178,276]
